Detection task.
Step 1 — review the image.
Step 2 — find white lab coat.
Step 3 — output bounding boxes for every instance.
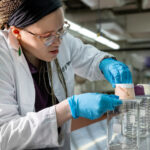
[0,30,113,150]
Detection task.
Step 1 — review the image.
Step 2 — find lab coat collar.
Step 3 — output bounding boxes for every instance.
[7,29,34,78]
[7,29,36,113]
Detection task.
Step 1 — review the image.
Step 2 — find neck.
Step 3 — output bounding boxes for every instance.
[23,50,40,68]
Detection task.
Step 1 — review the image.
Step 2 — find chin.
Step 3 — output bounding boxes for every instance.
[45,56,57,62]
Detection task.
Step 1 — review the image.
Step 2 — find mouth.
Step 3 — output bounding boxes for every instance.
[49,49,59,55]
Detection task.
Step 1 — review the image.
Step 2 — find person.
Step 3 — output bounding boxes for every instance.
[0,0,132,149]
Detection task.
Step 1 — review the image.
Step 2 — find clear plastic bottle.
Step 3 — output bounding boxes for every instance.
[107,99,140,150]
[138,96,149,138]
[134,85,150,138]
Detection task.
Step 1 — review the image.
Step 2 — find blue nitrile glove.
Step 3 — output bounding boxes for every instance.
[67,93,122,120]
[99,58,132,88]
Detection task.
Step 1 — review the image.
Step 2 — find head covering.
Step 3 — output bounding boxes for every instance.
[8,0,62,28]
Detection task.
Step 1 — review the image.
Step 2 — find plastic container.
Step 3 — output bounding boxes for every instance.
[137,84,150,95]
[115,84,135,100]
[135,84,150,137]
[136,96,150,138]
[107,99,140,150]
[134,85,145,96]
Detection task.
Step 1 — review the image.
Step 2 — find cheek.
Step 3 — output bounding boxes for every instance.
[21,36,49,56]
[22,35,42,48]
[20,35,56,61]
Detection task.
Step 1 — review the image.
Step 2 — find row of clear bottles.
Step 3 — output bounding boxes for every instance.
[107,96,150,150]
[107,99,140,150]
[123,96,150,139]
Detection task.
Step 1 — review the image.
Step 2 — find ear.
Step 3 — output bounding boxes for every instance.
[10,26,21,39]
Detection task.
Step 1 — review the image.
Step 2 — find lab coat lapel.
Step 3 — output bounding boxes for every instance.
[16,52,36,114]
[8,31,35,114]
[49,60,66,102]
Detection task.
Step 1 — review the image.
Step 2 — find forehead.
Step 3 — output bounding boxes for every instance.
[25,8,64,34]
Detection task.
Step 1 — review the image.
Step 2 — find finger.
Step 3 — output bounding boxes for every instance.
[117,64,128,83]
[119,69,128,83]
[109,66,121,84]
[120,64,132,83]
[112,99,123,107]
[106,96,120,109]
[122,66,130,83]
[109,94,119,99]
[127,70,133,83]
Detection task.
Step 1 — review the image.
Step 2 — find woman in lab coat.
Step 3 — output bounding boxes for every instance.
[0,0,132,149]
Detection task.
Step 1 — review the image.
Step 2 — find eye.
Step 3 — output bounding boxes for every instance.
[40,33,52,38]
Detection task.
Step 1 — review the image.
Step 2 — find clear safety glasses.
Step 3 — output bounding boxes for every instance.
[22,21,70,47]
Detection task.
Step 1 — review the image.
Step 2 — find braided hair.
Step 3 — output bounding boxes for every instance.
[0,0,22,29]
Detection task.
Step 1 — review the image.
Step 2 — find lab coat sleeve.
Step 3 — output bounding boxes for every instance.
[0,50,63,149]
[67,33,115,81]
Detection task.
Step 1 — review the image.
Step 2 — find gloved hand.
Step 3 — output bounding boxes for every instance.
[67,93,122,120]
[99,58,132,88]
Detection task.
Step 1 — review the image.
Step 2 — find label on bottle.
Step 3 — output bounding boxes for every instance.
[140,110,145,117]
[113,124,121,133]
[130,115,135,123]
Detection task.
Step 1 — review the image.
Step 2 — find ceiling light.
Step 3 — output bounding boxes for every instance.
[66,19,120,50]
